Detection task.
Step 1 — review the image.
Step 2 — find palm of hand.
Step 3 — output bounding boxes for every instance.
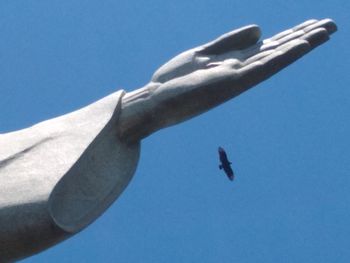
[151,19,336,89]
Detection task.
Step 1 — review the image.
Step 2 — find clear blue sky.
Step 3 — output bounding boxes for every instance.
[1,1,349,262]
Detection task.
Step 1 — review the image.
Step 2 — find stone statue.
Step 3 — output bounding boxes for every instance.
[0,19,336,261]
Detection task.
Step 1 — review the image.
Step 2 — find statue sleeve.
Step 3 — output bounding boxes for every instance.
[0,90,140,235]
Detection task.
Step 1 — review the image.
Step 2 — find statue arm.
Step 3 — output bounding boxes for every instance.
[117,19,336,142]
[0,18,337,261]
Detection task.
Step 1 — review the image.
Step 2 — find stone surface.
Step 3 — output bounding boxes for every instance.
[117,19,337,142]
[0,91,140,261]
[0,18,337,262]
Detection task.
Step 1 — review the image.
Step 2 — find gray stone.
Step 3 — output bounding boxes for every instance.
[0,91,140,261]
[0,18,336,261]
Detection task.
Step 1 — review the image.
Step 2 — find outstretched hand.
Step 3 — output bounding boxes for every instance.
[152,19,336,85]
[119,19,337,142]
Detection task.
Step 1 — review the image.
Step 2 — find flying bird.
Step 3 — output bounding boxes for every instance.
[218,147,234,181]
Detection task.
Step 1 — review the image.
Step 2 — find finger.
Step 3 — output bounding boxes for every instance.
[239,39,311,87]
[264,19,336,46]
[245,28,329,66]
[262,30,305,51]
[243,49,275,66]
[301,28,330,49]
[259,20,335,52]
[199,25,261,55]
[293,19,319,31]
[244,38,309,67]
[303,18,337,35]
[265,19,319,43]
[241,20,319,57]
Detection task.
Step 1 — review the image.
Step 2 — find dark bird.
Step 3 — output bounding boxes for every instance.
[218,147,234,181]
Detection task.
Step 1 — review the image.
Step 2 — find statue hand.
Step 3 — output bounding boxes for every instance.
[151,19,336,85]
[119,19,337,142]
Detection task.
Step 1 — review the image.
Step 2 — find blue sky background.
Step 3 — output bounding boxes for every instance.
[1,1,349,262]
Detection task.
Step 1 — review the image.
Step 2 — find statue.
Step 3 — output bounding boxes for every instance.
[0,19,337,261]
